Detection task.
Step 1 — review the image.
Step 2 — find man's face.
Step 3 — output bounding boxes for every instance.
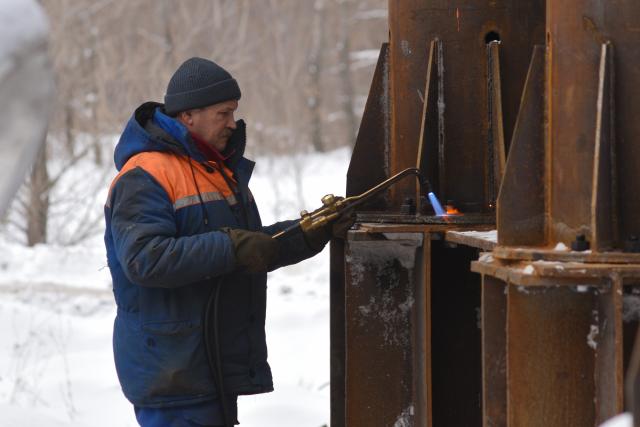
[178,100,238,151]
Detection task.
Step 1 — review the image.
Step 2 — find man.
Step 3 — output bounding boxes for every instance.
[104,57,351,427]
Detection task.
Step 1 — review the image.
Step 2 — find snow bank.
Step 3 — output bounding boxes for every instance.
[0,238,112,291]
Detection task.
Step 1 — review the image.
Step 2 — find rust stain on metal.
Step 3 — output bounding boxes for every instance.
[582,15,608,45]
[545,0,640,246]
[595,277,624,422]
[507,287,596,426]
[482,276,507,427]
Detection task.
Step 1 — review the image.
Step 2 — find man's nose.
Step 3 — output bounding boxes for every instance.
[227,115,237,130]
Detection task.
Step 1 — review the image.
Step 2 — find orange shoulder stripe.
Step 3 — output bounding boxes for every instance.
[107,152,236,209]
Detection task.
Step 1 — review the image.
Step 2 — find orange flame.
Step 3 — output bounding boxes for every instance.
[445,205,462,215]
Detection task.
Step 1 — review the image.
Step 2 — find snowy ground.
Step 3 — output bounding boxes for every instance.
[0,147,351,426]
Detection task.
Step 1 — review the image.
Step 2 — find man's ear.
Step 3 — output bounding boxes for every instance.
[176,110,193,127]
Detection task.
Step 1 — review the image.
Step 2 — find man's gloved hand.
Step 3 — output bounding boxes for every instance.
[303,212,356,252]
[332,211,356,239]
[222,119,245,157]
[224,228,280,273]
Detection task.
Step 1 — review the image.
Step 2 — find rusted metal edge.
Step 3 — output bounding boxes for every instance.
[472,259,640,286]
[595,276,624,423]
[420,234,433,427]
[481,276,507,427]
[445,230,497,251]
[591,42,618,252]
[416,40,437,215]
[492,245,640,264]
[488,41,506,208]
[358,223,495,234]
[329,239,346,427]
[626,320,640,426]
[436,39,446,202]
[347,43,390,208]
[356,212,495,225]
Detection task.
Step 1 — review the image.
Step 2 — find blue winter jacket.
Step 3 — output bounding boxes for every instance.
[104,102,317,408]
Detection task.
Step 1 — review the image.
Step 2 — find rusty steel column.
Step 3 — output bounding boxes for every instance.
[473,1,640,426]
[337,0,640,425]
[387,0,544,209]
[335,1,545,426]
[547,0,640,248]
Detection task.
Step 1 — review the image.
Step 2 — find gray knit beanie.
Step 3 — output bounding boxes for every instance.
[164,57,241,116]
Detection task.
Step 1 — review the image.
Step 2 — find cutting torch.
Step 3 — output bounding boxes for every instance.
[272,168,428,240]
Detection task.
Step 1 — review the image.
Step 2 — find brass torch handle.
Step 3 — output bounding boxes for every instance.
[272,168,426,240]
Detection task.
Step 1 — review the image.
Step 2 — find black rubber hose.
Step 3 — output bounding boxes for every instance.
[204,279,233,427]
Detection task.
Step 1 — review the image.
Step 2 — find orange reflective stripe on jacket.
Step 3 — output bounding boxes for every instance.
[108,151,236,210]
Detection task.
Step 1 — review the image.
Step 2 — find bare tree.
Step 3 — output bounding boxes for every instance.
[337,0,359,145]
[26,145,49,246]
[307,0,328,152]
[4,0,389,246]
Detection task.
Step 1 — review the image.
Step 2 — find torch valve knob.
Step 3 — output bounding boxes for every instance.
[321,194,336,206]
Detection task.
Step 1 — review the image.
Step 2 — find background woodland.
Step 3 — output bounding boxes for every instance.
[4,0,388,246]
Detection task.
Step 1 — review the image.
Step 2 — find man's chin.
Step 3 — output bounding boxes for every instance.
[212,140,228,152]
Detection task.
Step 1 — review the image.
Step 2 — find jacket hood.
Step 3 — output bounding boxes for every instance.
[114,102,248,172]
[114,102,180,171]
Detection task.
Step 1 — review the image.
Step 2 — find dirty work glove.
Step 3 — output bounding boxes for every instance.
[224,228,280,273]
[332,211,356,239]
[222,119,245,157]
[302,212,356,252]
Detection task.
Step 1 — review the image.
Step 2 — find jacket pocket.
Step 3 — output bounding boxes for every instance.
[140,320,213,399]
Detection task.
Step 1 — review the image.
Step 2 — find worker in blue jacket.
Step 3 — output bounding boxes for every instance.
[104,57,351,427]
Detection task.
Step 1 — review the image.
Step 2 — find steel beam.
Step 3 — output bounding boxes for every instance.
[343,230,428,426]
